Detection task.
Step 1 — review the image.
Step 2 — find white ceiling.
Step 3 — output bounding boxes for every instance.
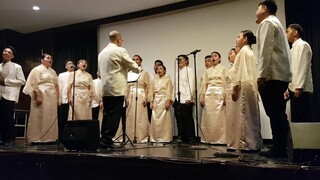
[0,0,185,34]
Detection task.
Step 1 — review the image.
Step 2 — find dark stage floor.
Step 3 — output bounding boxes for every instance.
[0,140,319,180]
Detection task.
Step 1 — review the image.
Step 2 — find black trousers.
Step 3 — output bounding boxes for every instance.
[0,98,15,143]
[101,96,124,144]
[173,100,195,142]
[147,102,152,123]
[289,90,313,122]
[58,103,69,139]
[92,106,100,120]
[259,80,289,151]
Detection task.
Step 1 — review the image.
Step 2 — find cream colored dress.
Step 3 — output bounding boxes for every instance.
[67,69,94,120]
[230,45,263,150]
[149,75,173,143]
[23,64,59,143]
[225,65,240,149]
[115,70,150,143]
[200,64,227,144]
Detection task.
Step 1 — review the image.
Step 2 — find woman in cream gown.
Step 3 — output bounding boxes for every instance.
[225,48,240,150]
[127,55,150,143]
[115,55,150,143]
[149,65,173,143]
[200,51,227,145]
[67,59,94,120]
[23,54,59,143]
[230,30,263,151]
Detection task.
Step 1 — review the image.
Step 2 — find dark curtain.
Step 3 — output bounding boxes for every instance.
[53,27,98,78]
[285,0,320,121]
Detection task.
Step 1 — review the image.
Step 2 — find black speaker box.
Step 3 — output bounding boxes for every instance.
[288,123,320,163]
[61,120,100,151]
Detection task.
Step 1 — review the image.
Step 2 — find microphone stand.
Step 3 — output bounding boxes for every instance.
[177,59,181,145]
[165,57,182,147]
[71,68,76,121]
[191,53,200,144]
[58,67,76,148]
[114,72,140,146]
[133,80,138,143]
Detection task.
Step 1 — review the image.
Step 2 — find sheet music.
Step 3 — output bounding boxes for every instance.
[127,71,141,83]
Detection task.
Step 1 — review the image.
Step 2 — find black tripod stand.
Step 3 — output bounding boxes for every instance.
[114,104,134,147]
[114,73,141,146]
[114,102,135,147]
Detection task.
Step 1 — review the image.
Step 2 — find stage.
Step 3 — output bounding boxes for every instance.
[0,141,319,180]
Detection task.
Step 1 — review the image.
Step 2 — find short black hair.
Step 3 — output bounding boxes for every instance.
[288,23,304,38]
[154,59,163,65]
[205,55,211,59]
[5,46,16,56]
[178,54,189,65]
[178,54,189,61]
[259,0,277,15]
[64,59,73,65]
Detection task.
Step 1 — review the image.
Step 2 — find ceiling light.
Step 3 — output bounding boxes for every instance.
[33,6,40,11]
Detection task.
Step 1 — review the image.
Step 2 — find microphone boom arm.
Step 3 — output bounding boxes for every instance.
[187,49,201,56]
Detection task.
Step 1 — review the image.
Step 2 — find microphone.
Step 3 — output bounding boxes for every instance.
[188,49,201,55]
[71,65,78,69]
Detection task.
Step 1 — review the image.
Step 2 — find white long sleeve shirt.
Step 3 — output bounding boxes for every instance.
[58,71,72,104]
[91,78,102,108]
[0,61,26,103]
[98,43,141,96]
[288,38,313,93]
[175,66,194,103]
[256,15,292,82]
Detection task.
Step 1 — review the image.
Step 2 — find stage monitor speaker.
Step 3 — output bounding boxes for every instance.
[288,122,320,163]
[61,120,99,151]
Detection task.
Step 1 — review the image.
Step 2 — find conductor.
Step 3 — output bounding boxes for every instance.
[98,30,141,149]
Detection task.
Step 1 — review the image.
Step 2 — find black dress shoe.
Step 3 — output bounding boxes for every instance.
[227,147,237,152]
[259,149,287,158]
[240,149,260,153]
[171,137,182,145]
[100,142,123,149]
[99,141,113,149]
[188,141,197,145]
